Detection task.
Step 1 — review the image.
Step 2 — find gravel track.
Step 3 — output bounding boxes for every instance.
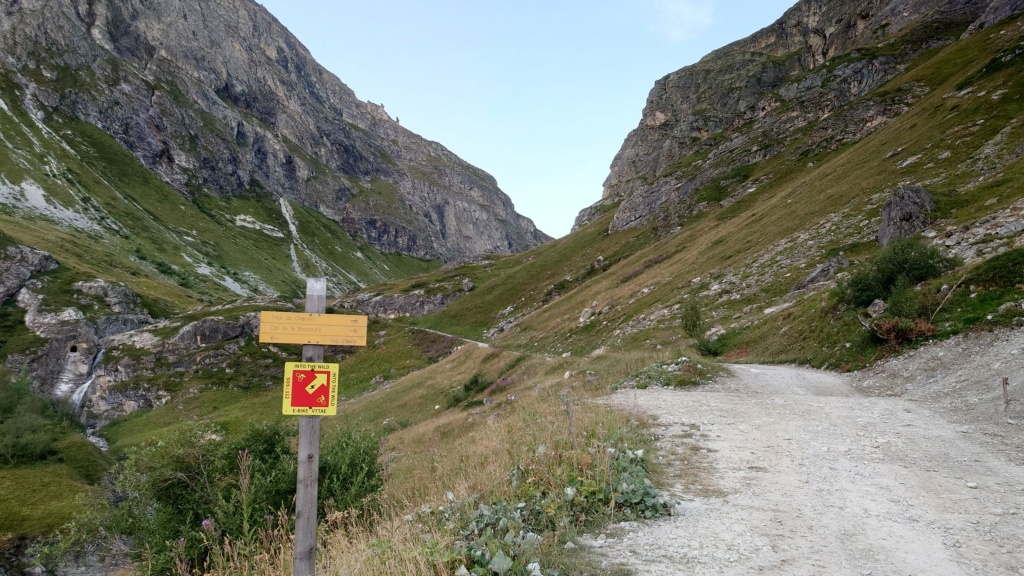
[584,329,1024,575]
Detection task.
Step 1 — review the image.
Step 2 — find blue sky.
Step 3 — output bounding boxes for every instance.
[256,1,797,238]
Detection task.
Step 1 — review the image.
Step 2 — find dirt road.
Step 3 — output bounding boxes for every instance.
[587,343,1024,575]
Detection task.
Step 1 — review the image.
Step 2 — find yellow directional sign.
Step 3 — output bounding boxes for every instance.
[259,311,367,346]
[282,362,339,416]
[304,372,328,395]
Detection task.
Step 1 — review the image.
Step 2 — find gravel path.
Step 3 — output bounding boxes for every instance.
[585,329,1024,575]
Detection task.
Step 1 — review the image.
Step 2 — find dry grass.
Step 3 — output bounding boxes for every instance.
[308,348,664,575]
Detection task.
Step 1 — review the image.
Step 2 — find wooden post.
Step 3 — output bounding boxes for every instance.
[560,389,579,451]
[294,278,326,576]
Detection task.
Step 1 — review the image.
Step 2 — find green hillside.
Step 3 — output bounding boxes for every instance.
[0,73,439,314]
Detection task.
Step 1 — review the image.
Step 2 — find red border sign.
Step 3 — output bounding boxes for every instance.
[282,362,339,416]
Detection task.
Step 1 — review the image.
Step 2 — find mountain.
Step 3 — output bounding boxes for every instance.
[577,0,1024,232]
[0,0,548,273]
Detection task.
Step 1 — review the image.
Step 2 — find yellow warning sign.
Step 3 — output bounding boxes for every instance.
[282,362,339,416]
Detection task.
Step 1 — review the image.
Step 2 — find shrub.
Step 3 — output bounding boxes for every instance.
[101,420,382,573]
[870,317,937,345]
[427,443,670,575]
[622,357,716,388]
[319,427,384,515]
[696,337,726,357]
[883,276,918,319]
[681,299,704,339]
[448,373,493,408]
[846,237,960,307]
[0,370,81,466]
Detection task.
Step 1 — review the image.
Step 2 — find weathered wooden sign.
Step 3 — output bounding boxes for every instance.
[258,311,367,346]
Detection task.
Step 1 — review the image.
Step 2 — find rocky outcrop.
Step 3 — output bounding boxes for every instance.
[8,276,154,409]
[172,316,257,347]
[791,256,850,292]
[0,245,57,302]
[966,0,1024,32]
[580,0,1016,233]
[0,0,549,261]
[355,279,474,318]
[878,185,936,246]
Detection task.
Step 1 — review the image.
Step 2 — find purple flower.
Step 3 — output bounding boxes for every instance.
[178,537,185,543]
[202,519,213,528]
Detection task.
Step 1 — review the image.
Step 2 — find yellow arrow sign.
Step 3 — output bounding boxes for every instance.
[304,372,328,395]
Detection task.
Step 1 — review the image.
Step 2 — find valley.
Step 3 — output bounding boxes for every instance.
[2,0,1024,574]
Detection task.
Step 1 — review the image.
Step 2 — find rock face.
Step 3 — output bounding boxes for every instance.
[878,185,936,246]
[0,246,57,302]
[577,0,1020,233]
[11,277,154,406]
[0,0,549,261]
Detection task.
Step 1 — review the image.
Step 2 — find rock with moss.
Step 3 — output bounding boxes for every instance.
[0,246,57,303]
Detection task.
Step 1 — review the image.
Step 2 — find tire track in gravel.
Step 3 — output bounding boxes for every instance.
[583,363,1024,575]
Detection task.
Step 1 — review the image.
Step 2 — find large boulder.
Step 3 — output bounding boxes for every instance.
[878,185,936,246]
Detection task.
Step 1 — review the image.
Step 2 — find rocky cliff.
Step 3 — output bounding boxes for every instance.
[0,0,548,261]
[577,0,1023,232]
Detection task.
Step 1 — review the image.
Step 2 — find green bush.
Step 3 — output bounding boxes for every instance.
[846,237,960,307]
[696,337,726,358]
[100,419,382,573]
[623,357,716,388]
[318,427,384,514]
[448,373,493,408]
[883,276,918,319]
[0,370,81,466]
[428,443,670,575]
[681,299,704,339]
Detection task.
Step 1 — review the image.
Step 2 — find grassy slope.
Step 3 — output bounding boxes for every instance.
[420,15,1024,368]
[0,76,440,315]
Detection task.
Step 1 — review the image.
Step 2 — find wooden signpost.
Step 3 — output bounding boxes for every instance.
[258,279,367,576]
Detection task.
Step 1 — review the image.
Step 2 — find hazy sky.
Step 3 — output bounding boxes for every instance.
[256,0,797,238]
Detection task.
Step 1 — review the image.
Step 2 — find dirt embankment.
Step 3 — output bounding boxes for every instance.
[586,328,1024,575]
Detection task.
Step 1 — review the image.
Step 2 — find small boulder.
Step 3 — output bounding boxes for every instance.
[867,299,888,318]
[578,307,595,325]
[792,257,849,292]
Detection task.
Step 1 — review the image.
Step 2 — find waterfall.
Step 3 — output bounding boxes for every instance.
[69,347,109,451]
[70,347,104,412]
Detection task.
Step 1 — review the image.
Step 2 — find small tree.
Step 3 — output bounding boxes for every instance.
[846,236,959,307]
[681,299,704,339]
